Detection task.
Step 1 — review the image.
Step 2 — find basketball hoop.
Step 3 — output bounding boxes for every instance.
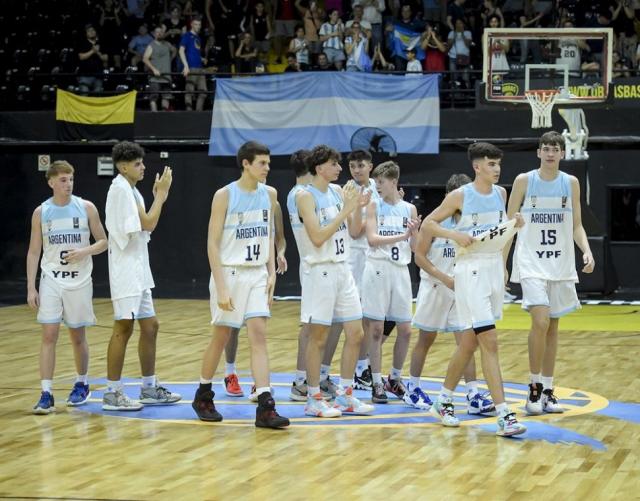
[525,90,559,129]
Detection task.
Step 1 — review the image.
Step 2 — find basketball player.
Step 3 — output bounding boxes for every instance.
[297,144,374,417]
[222,196,287,399]
[286,149,338,401]
[507,131,594,415]
[191,141,289,428]
[408,173,495,414]
[427,142,527,437]
[27,161,108,414]
[555,20,590,77]
[361,161,420,404]
[103,141,181,411]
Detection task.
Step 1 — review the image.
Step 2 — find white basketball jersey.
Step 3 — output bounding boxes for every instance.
[367,198,413,265]
[350,178,381,250]
[556,39,581,73]
[40,195,92,290]
[456,183,506,258]
[512,170,577,282]
[287,184,309,258]
[299,184,350,265]
[220,181,271,267]
[421,216,456,281]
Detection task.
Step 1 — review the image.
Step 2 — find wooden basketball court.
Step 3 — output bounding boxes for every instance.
[1,299,639,500]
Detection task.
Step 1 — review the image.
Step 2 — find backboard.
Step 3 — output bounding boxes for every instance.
[482,28,613,106]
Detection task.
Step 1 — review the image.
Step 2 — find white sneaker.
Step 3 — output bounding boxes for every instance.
[402,387,432,410]
[305,393,342,418]
[102,390,143,411]
[139,385,181,405]
[430,397,460,427]
[333,387,374,415]
[496,410,527,437]
[542,389,564,413]
[525,383,544,415]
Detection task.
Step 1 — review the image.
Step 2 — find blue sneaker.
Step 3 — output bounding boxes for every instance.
[467,391,496,415]
[33,391,56,415]
[402,386,432,410]
[67,382,91,406]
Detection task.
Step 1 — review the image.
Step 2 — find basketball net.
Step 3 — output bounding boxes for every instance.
[525,90,559,129]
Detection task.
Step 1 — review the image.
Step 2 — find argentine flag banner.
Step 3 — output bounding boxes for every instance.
[209,72,439,156]
[391,23,426,60]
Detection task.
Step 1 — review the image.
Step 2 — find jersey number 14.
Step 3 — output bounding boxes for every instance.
[245,244,261,261]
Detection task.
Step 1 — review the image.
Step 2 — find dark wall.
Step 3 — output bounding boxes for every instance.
[2,145,639,299]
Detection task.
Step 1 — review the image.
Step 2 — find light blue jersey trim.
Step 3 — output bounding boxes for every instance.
[38,318,63,324]
[362,312,386,321]
[549,304,580,318]
[244,311,272,320]
[214,320,244,328]
[65,321,96,328]
[333,314,364,323]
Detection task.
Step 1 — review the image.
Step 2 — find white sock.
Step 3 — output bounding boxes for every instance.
[255,386,271,397]
[372,372,383,384]
[107,379,123,393]
[308,385,320,397]
[76,374,88,385]
[356,359,368,375]
[390,367,402,380]
[496,402,509,416]
[530,373,542,384]
[320,364,330,380]
[338,378,351,391]
[541,376,553,390]
[225,362,236,376]
[466,380,479,396]
[141,375,156,389]
[410,376,421,390]
[295,370,306,385]
[199,377,213,385]
[41,379,53,393]
[438,386,453,401]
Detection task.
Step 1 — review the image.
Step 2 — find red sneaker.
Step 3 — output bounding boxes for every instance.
[224,374,244,397]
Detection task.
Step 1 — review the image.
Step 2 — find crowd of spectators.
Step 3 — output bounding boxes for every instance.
[3,0,640,110]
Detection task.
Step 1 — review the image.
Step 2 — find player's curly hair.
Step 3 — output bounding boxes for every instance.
[307,145,341,175]
[290,149,311,178]
[112,141,145,166]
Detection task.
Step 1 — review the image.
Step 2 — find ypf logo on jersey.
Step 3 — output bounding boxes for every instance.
[73,217,79,229]
[262,209,268,222]
[238,213,244,225]
[46,219,52,232]
[380,215,385,227]
[498,211,504,223]
[531,196,537,208]
[402,217,408,228]
[320,208,327,223]
[472,213,479,226]
[562,196,568,208]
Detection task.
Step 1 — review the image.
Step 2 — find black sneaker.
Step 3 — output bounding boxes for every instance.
[192,386,223,422]
[371,381,388,403]
[354,366,372,390]
[384,376,407,398]
[255,392,290,429]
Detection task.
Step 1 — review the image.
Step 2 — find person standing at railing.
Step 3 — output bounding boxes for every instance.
[143,25,176,112]
[179,15,207,111]
[77,24,108,95]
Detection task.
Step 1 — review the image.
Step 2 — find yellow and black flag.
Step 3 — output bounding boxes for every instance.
[56,89,136,141]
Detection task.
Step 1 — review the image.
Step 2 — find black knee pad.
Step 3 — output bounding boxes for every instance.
[474,324,495,335]
[383,320,396,337]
